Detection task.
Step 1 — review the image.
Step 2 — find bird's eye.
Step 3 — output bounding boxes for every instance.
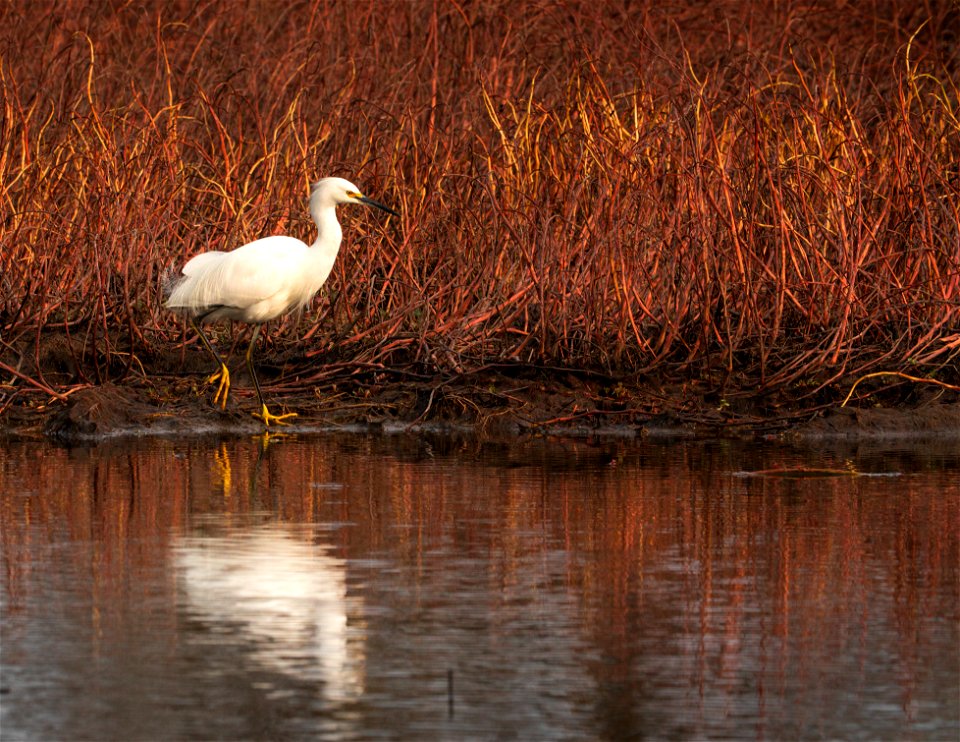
[346,191,361,199]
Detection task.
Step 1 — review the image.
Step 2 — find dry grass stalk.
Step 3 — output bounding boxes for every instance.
[1,0,957,411]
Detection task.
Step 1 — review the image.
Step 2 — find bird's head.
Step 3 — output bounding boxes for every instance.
[310,177,399,216]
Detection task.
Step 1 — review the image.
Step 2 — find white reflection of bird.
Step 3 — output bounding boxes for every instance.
[165,177,398,426]
[174,525,364,701]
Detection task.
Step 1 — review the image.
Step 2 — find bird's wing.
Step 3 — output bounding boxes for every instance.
[171,236,308,311]
[181,251,226,276]
[212,236,310,306]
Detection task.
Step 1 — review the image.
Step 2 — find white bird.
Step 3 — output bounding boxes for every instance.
[165,177,398,426]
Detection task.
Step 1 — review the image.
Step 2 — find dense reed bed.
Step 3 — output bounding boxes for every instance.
[1,0,958,418]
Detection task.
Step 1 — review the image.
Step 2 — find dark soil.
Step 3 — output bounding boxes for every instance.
[2,339,958,443]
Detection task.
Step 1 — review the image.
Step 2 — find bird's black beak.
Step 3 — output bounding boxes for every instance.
[359,195,400,218]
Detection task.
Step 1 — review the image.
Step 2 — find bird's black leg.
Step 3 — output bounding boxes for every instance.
[247,325,297,427]
[190,319,231,409]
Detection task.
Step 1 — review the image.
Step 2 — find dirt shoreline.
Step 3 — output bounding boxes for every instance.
[2,369,958,444]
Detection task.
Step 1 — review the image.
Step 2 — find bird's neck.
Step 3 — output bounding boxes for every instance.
[310,206,343,254]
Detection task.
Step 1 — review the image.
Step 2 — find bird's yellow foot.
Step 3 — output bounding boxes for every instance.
[206,364,231,409]
[253,403,297,427]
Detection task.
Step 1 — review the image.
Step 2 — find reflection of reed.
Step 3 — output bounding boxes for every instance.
[173,524,364,701]
[1,436,957,735]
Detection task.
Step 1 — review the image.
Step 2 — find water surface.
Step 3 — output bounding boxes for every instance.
[2,434,958,740]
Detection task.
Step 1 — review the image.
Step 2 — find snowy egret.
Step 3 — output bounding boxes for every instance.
[165,177,398,426]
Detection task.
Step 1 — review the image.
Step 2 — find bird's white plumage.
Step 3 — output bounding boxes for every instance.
[165,177,371,323]
[164,176,397,425]
[169,235,336,323]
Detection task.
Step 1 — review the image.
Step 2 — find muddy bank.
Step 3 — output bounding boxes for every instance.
[2,366,958,444]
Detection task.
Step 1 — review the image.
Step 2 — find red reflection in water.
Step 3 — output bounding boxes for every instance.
[1,436,957,739]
